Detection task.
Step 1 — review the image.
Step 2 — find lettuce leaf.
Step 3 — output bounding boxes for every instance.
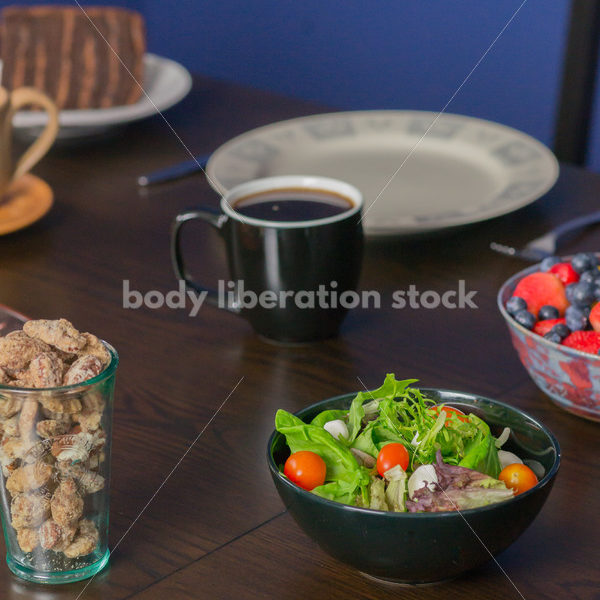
[458,414,501,478]
[383,465,407,512]
[275,409,371,504]
[310,409,348,428]
[346,375,418,440]
[368,477,387,510]
[311,473,369,505]
[352,421,380,457]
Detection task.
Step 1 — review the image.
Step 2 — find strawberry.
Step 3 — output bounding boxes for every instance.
[513,272,569,317]
[533,318,566,336]
[562,331,600,354]
[589,303,600,332]
[549,262,580,286]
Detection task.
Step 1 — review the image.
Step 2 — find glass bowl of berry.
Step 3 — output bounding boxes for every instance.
[498,252,600,421]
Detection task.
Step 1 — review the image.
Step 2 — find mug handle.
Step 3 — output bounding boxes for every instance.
[10,87,59,180]
[170,208,239,313]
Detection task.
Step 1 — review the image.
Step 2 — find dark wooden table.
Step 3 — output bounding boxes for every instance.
[2,75,600,600]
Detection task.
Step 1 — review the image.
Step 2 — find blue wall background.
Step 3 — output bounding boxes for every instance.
[8,1,600,170]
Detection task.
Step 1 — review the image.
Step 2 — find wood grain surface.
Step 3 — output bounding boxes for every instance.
[1,75,599,600]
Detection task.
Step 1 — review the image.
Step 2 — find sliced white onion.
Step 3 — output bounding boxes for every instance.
[350,447,376,468]
[407,464,438,499]
[523,459,546,480]
[323,419,349,441]
[498,450,523,470]
[495,427,511,449]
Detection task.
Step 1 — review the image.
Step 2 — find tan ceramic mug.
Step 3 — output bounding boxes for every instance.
[0,86,59,195]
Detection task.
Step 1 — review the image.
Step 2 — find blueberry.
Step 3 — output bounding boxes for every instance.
[570,281,595,307]
[572,253,594,273]
[565,305,589,331]
[544,332,562,344]
[538,305,559,320]
[550,323,570,340]
[586,252,599,268]
[514,309,536,330]
[594,282,600,301]
[580,269,600,285]
[566,283,577,304]
[540,256,560,271]
[506,296,527,316]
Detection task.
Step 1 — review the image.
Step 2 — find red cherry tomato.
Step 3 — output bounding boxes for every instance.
[284,451,326,491]
[431,405,469,426]
[376,443,409,476]
[498,463,538,495]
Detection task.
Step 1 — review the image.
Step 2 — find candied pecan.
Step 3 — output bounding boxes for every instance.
[18,399,38,440]
[0,332,51,375]
[78,333,111,367]
[58,463,105,494]
[54,526,78,551]
[54,348,78,364]
[11,492,51,529]
[40,406,72,421]
[39,396,82,414]
[86,450,105,471]
[51,431,102,463]
[74,410,102,432]
[21,438,53,465]
[7,378,33,388]
[63,355,103,386]
[50,479,83,527]
[3,415,19,438]
[0,397,23,418]
[6,462,53,495]
[63,519,98,558]
[1,437,27,461]
[23,319,86,354]
[81,390,105,413]
[38,519,60,550]
[16,527,40,553]
[39,518,77,551]
[36,419,70,439]
[27,352,63,388]
[2,460,18,478]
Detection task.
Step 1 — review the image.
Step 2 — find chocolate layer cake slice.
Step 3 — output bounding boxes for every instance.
[1,5,146,109]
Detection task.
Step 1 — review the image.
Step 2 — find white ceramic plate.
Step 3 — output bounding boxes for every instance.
[206,111,559,236]
[6,53,192,139]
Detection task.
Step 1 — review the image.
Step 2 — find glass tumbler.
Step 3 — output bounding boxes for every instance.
[0,343,118,584]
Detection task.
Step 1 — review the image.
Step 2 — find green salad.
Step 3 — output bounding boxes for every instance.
[275,375,533,513]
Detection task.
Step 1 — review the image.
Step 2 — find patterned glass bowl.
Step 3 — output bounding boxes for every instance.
[498,263,600,421]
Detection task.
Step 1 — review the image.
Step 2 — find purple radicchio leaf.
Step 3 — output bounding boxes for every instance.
[406,451,514,513]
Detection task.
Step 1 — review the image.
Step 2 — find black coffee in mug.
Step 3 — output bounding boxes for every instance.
[232,188,354,222]
[171,176,363,343]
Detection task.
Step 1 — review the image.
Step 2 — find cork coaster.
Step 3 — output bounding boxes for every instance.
[0,174,53,235]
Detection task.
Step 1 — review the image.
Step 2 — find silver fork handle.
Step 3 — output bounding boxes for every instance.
[528,210,600,252]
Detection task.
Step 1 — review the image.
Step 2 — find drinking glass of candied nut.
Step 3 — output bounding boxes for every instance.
[0,318,117,584]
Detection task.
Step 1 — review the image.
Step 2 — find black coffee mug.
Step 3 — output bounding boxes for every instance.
[171,175,363,342]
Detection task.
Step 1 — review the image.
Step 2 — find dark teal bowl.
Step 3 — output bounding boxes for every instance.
[267,389,560,584]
